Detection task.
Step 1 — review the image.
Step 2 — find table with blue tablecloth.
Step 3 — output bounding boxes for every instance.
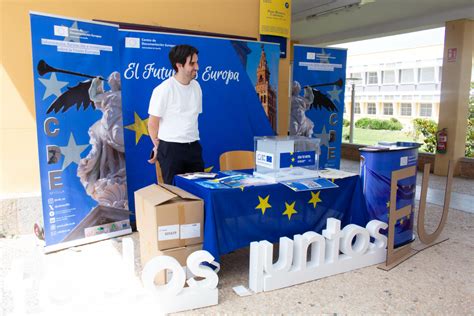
[174,172,370,262]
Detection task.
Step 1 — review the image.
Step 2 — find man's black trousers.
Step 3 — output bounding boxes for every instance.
[157,140,204,184]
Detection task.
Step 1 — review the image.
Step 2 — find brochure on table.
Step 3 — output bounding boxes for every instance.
[280,178,339,192]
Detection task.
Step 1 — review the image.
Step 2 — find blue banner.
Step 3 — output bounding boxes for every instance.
[360,143,420,247]
[292,45,347,169]
[119,30,279,212]
[30,13,131,252]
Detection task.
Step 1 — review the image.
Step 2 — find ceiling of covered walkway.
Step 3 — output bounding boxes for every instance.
[292,0,474,45]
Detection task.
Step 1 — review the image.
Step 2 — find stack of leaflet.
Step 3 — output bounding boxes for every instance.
[178,172,218,180]
[195,174,274,189]
[280,178,338,192]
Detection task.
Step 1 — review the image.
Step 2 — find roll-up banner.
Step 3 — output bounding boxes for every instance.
[30,12,131,252]
[292,45,347,169]
[119,30,280,213]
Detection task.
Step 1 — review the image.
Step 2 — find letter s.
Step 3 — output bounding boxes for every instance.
[366,220,388,249]
[186,250,218,289]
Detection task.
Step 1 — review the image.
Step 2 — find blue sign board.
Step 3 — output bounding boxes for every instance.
[292,45,347,169]
[30,13,131,251]
[280,151,316,168]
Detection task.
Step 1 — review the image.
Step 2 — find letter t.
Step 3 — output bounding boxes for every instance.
[322,218,343,264]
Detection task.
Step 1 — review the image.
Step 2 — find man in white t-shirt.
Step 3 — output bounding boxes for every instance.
[147,44,204,184]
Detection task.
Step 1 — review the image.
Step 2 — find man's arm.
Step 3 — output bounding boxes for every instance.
[147,115,160,164]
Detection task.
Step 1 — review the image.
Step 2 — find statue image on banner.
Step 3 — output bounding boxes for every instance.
[290,78,343,137]
[37,59,129,243]
[290,80,314,137]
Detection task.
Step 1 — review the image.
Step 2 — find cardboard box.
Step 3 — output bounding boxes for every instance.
[134,183,204,261]
[141,243,203,285]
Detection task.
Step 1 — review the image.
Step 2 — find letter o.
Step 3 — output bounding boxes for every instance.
[340,224,370,258]
[141,255,185,296]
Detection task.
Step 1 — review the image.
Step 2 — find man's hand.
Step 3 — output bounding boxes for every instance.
[148,145,158,164]
[147,115,160,164]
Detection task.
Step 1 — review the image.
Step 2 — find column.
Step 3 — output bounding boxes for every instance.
[434,19,473,176]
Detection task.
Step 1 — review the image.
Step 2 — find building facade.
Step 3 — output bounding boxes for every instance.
[343,44,443,131]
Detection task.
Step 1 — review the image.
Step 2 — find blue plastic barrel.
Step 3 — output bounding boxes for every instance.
[359,142,420,247]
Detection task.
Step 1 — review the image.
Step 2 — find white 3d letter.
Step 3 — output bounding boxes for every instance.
[186,250,218,289]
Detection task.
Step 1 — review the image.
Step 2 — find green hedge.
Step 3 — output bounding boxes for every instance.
[355,117,403,131]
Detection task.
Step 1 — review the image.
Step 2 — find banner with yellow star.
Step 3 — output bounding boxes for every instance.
[292,45,347,169]
[119,30,280,213]
[30,13,131,252]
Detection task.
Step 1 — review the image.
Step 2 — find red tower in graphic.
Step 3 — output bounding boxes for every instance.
[255,45,277,130]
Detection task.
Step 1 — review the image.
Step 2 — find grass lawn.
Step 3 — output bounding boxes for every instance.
[342,127,418,146]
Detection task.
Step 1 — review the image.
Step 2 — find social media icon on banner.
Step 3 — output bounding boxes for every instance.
[49,218,56,224]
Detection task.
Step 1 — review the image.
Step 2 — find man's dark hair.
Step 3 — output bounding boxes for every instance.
[169,44,199,72]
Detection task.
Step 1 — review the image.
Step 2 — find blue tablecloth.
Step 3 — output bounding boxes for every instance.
[174,172,369,261]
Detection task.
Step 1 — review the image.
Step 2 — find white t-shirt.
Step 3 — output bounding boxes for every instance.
[148,76,202,143]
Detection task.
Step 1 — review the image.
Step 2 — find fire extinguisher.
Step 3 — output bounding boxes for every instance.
[436,128,448,153]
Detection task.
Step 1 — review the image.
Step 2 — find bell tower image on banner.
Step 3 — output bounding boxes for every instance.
[256,45,277,131]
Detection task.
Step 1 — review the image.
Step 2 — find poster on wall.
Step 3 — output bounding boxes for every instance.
[259,0,292,38]
[292,45,347,169]
[30,12,131,252]
[119,30,279,212]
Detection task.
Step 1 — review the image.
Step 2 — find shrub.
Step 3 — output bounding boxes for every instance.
[343,129,350,141]
[465,83,474,157]
[413,118,437,153]
[343,119,350,127]
[355,117,403,131]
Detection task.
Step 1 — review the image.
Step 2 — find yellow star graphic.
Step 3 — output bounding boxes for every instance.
[282,201,298,220]
[386,201,390,208]
[291,157,295,162]
[204,166,214,172]
[308,191,322,208]
[255,195,271,215]
[240,186,245,191]
[407,213,411,219]
[400,218,404,225]
[125,112,149,144]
